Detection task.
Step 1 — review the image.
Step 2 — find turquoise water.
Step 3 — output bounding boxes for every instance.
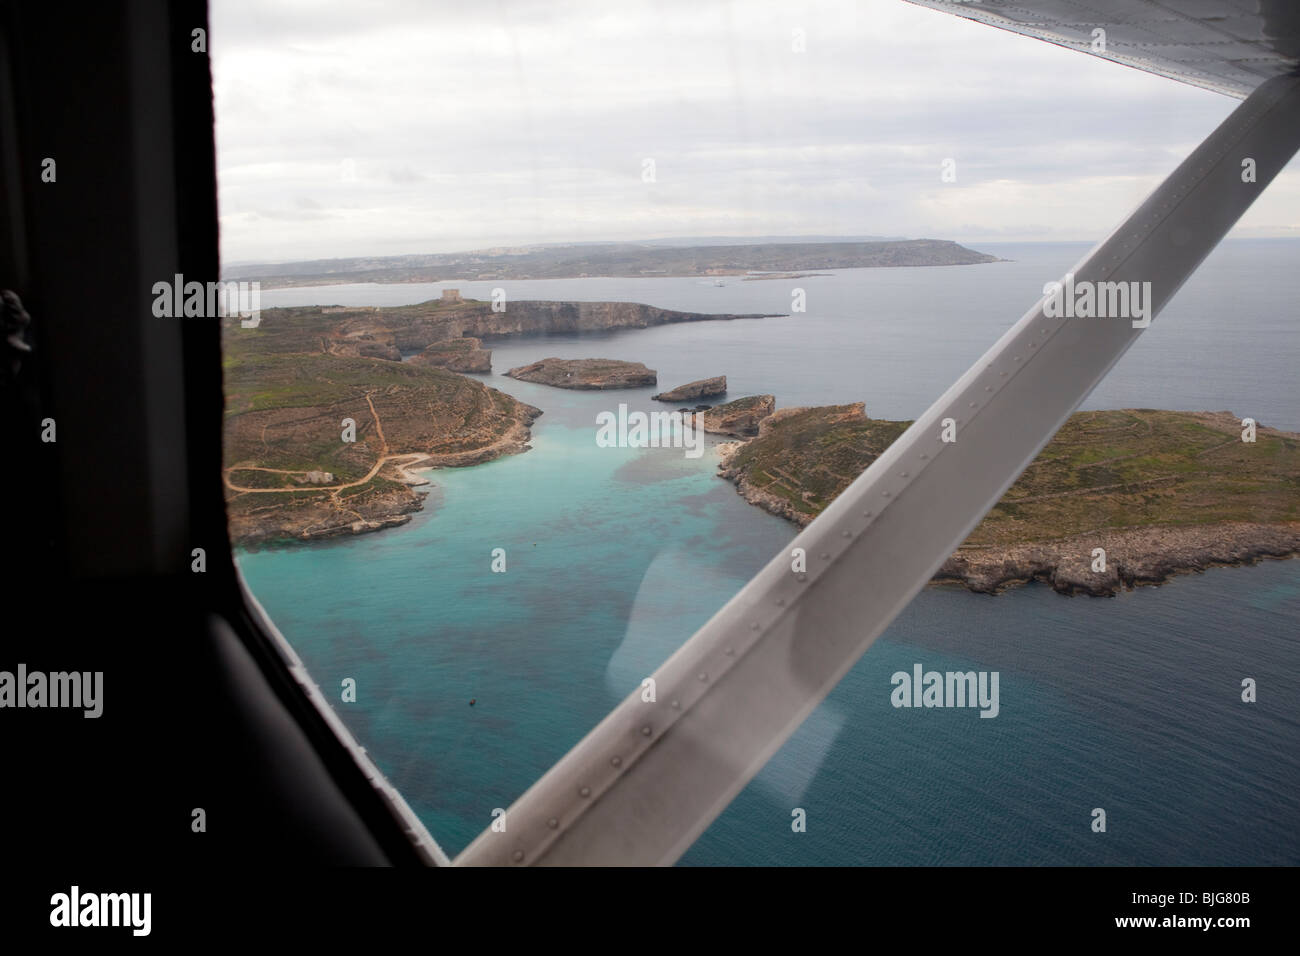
[238,239,1300,864]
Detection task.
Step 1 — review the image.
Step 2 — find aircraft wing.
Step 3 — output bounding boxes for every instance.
[455,2,1300,866]
[904,0,1299,99]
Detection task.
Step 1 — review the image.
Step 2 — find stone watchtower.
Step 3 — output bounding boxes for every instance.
[441,288,462,303]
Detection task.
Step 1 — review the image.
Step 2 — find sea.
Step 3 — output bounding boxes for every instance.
[235,239,1300,865]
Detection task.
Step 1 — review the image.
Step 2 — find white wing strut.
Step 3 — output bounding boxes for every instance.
[457,73,1300,866]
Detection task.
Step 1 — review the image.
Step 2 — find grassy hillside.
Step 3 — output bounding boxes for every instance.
[721,406,1300,541]
[221,313,540,544]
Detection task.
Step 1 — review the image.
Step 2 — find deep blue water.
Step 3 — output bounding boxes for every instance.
[237,239,1300,864]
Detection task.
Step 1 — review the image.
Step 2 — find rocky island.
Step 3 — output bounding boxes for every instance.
[506,357,657,389]
[716,404,1300,596]
[653,376,727,402]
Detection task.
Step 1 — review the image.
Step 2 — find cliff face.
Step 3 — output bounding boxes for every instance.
[444,302,775,341]
[506,357,657,389]
[323,300,780,359]
[408,336,492,373]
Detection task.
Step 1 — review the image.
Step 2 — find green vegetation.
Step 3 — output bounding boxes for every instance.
[723,407,1300,542]
[221,309,540,545]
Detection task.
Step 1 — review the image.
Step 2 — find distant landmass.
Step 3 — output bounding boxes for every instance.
[222,238,999,288]
[716,404,1300,596]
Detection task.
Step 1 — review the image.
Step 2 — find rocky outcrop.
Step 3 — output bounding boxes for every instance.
[408,336,492,373]
[358,343,401,361]
[653,376,726,402]
[693,395,775,437]
[506,357,657,389]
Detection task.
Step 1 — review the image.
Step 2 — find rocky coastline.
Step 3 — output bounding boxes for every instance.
[933,523,1300,596]
[715,405,1300,596]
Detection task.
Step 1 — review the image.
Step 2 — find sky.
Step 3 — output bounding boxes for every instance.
[210,0,1300,265]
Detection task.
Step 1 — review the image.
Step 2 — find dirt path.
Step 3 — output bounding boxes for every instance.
[224,452,429,494]
[365,392,388,453]
[223,391,428,493]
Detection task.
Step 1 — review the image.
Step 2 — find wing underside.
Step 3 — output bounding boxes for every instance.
[905,0,1300,99]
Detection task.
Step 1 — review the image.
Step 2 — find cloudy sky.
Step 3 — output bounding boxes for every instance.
[210,0,1300,265]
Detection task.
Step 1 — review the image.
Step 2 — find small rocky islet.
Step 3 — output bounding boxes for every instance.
[652,376,727,402]
[505,357,657,389]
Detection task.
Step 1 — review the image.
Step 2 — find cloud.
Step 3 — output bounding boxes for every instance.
[209,0,1296,262]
